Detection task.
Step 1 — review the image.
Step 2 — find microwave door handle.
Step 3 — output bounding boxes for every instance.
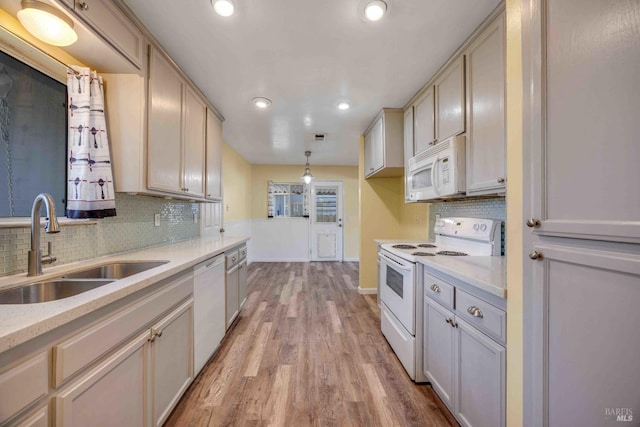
[431,155,440,195]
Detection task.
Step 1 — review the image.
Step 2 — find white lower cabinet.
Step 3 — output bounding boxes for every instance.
[225,245,248,329]
[54,298,194,427]
[150,301,193,426]
[238,259,248,309]
[455,318,505,427]
[424,293,505,427]
[424,297,455,410]
[55,332,148,427]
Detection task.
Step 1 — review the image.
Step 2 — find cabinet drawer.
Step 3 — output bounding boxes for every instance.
[53,273,192,387]
[455,289,506,344]
[226,250,239,268]
[238,246,247,261]
[68,0,145,69]
[424,272,454,310]
[0,352,48,424]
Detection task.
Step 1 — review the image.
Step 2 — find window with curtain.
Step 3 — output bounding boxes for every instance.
[267,181,309,218]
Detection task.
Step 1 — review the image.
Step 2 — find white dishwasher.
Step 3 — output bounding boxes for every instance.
[193,254,226,375]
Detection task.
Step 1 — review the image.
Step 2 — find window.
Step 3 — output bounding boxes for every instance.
[0,49,67,217]
[267,181,309,218]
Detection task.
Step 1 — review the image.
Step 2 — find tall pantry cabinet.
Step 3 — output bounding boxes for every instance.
[522,1,640,426]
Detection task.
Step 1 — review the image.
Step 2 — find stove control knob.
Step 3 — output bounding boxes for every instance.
[473,223,480,231]
[480,224,487,232]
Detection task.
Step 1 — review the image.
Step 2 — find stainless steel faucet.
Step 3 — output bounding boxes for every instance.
[27,193,61,276]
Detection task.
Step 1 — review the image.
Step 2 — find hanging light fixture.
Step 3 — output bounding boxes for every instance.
[300,151,314,184]
[17,0,78,46]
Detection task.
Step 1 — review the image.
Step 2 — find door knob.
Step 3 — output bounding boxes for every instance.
[526,218,541,228]
[497,177,506,183]
[529,250,543,260]
[338,224,342,227]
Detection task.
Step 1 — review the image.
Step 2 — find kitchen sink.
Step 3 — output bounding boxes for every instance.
[0,280,115,304]
[61,261,169,280]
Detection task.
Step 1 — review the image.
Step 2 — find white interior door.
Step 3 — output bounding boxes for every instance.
[310,181,343,261]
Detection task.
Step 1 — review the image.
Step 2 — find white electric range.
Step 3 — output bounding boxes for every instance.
[377,217,502,382]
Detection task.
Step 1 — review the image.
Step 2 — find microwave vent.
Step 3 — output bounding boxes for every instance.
[313,133,327,142]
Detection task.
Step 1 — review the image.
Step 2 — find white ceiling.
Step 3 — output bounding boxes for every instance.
[20,0,502,166]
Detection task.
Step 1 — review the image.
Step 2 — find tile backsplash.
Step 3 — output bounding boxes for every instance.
[0,194,199,277]
[428,197,506,253]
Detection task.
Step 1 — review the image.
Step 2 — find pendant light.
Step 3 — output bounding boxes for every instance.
[17,0,78,46]
[300,151,314,184]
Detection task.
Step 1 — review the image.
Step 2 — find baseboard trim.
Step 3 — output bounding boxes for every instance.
[357,287,377,295]
[343,257,359,262]
[251,258,311,263]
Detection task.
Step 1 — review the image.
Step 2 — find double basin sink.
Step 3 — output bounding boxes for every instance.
[0,261,168,304]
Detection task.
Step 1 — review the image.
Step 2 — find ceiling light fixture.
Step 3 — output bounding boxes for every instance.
[17,0,78,46]
[212,0,235,17]
[364,0,387,22]
[337,101,350,110]
[253,97,271,109]
[300,151,314,184]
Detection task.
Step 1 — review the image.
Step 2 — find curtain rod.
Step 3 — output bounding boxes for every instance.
[0,23,80,76]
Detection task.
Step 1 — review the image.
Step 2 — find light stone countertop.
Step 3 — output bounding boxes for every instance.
[0,236,249,353]
[417,255,507,299]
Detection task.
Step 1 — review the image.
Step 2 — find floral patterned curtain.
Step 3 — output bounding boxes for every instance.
[66,66,116,219]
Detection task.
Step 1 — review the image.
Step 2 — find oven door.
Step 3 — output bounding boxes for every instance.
[378,250,416,335]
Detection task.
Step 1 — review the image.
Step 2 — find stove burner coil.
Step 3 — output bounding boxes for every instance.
[412,252,436,256]
[418,244,437,248]
[436,251,468,256]
[392,244,417,249]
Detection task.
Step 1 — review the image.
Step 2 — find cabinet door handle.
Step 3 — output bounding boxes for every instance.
[77,1,89,11]
[445,318,451,324]
[467,306,484,318]
[430,284,441,293]
[497,177,506,183]
[529,250,543,260]
[526,218,541,228]
[155,330,163,337]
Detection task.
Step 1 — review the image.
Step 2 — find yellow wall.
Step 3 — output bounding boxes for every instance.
[250,164,359,260]
[222,142,253,222]
[506,0,523,425]
[358,137,429,289]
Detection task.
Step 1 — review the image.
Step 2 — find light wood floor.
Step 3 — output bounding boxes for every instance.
[166,262,457,427]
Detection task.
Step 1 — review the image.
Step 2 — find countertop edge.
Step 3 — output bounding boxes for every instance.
[0,236,249,353]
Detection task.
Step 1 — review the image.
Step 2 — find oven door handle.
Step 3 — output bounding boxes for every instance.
[379,253,412,271]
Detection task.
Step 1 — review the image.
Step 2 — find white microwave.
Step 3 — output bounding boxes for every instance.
[407,135,466,201]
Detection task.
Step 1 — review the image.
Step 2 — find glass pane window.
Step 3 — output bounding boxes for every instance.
[267,181,309,218]
[315,186,337,223]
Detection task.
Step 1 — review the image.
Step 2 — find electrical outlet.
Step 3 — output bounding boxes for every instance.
[193,213,198,224]
[154,213,160,227]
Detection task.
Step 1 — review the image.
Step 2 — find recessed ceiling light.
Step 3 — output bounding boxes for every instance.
[253,97,272,109]
[212,0,234,17]
[364,0,387,22]
[17,0,78,46]
[337,101,351,110]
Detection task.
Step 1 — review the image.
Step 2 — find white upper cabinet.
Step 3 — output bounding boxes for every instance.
[205,110,223,201]
[182,86,206,198]
[403,107,415,202]
[435,57,466,142]
[57,0,145,70]
[363,109,404,179]
[147,47,210,199]
[147,47,184,194]
[465,12,506,196]
[413,86,436,155]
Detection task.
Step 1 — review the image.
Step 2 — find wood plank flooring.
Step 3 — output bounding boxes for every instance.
[166,262,457,427]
